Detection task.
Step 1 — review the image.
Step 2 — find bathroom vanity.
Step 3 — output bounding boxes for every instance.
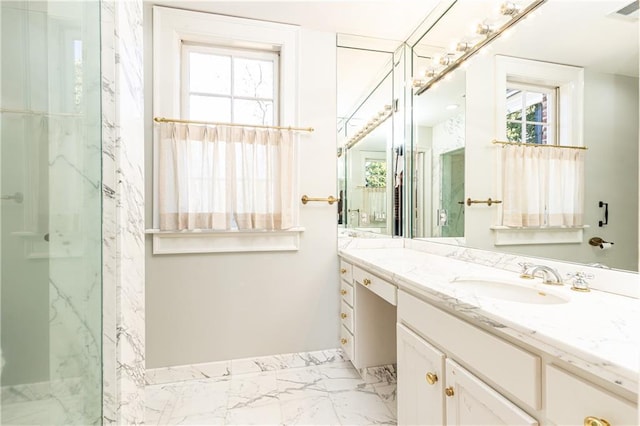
[338,243,638,425]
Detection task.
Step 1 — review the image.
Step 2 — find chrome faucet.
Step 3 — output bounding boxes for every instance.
[521,264,563,285]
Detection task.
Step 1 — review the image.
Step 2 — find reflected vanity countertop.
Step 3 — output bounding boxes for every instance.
[339,246,639,395]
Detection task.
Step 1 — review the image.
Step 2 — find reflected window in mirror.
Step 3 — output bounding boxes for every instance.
[364,159,386,188]
[506,83,557,145]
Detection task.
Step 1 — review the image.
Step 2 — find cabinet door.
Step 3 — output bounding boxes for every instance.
[445,359,538,426]
[397,323,445,425]
[546,365,637,426]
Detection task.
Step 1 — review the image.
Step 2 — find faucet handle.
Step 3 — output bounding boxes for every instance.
[566,272,594,292]
[518,262,534,278]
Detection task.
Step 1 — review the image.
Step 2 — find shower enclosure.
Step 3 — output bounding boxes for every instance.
[0,1,102,424]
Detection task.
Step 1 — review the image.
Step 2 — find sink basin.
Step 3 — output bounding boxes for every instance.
[450,277,570,305]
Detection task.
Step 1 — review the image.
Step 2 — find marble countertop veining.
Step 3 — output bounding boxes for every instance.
[339,247,639,395]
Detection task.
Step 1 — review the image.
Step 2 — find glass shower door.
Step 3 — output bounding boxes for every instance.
[0,2,102,424]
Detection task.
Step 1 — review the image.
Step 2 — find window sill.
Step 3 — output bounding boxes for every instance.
[146,228,305,254]
[490,225,589,246]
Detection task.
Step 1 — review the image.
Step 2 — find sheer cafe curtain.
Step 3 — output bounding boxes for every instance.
[158,123,298,231]
[501,145,585,228]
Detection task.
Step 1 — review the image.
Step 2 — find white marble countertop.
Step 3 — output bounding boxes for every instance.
[339,247,639,395]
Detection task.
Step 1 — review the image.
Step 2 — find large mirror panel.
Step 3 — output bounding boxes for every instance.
[411,0,639,271]
[338,40,406,236]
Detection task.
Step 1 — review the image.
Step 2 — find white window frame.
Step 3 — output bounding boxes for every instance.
[151,6,302,254]
[493,56,586,245]
[505,81,558,146]
[495,56,584,147]
[180,43,280,125]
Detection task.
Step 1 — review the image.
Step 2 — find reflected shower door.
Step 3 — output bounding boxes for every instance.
[0,2,102,424]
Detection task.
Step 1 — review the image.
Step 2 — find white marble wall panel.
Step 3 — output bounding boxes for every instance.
[101,0,145,424]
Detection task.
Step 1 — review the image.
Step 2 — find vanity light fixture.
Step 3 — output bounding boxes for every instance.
[439,55,455,66]
[345,104,393,149]
[414,0,547,96]
[500,2,522,16]
[455,41,473,53]
[475,23,494,36]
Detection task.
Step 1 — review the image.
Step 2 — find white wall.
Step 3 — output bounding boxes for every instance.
[465,55,638,271]
[143,5,338,368]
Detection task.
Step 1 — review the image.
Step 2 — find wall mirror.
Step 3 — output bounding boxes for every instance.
[338,39,404,236]
[410,0,639,272]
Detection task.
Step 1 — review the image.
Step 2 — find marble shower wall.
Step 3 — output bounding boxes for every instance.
[101,0,146,424]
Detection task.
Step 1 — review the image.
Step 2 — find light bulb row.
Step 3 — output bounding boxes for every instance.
[345,105,393,149]
[413,1,527,90]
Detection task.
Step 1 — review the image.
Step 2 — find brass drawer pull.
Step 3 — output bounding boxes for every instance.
[340,268,347,274]
[584,417,610,426]
[340,338,348,345]
[340,289,347,296]
[363,278,371,286]
[426,372,438,385]
[445,387,455,397]
[340,313,347,319]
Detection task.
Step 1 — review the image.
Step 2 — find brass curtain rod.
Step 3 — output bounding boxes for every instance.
[154,117,314,132]
[492,140,588,151]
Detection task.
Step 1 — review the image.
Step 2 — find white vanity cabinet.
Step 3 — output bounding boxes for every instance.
[545,365,636,426]
[339,259,355,360]
[397,292,538,425]
[445,359,537,426]
[338,259,397,370]
[397,323,445,425]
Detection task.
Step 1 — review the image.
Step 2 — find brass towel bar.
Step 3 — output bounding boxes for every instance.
[154,117,314,132]
[458,198,502,207]
[301,195,339,205]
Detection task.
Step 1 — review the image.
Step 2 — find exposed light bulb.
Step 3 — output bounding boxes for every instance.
[500,2,521,17]
[456,41,472,52]
[439,55,454,66]
[476,23,493,35]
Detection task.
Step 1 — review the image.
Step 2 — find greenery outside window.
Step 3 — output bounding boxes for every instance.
[506,82,557,145]
[365,159,386,188]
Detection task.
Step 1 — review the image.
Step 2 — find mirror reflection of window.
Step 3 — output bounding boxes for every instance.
[364,159,386,188]
[506,83,557,145]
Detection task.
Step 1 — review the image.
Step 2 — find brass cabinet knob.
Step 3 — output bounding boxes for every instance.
[340,338,348,345]
[584,417,611,426]
[340,313,348,319]
[363,278,371,286]
[445,387,455,397]
[340,289,347,296]
[340,268,347,274]
[425,372,438,385]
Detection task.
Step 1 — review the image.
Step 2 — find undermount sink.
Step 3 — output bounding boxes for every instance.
[450,277,570,305]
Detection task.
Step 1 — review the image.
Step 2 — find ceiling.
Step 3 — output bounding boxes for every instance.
[148,0,440,41]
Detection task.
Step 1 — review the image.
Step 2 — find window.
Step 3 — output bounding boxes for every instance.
[152,6,301,253]
[493,56,586,245]
[506,83,557,145]
[181,44,279,125]
[364,159,386,188]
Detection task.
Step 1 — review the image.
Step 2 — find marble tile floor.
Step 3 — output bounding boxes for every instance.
[146,361,397,425]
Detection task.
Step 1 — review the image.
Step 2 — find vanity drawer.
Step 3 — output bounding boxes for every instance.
[340,325,354,361]
[353,266,397,305]
[398,290,541,410]
[340,300,354,333]
[340,280,354,306]
[339,260,353,284]
[546,365,637,425]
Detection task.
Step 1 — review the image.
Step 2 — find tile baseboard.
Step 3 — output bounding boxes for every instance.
[146,348,347,385]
